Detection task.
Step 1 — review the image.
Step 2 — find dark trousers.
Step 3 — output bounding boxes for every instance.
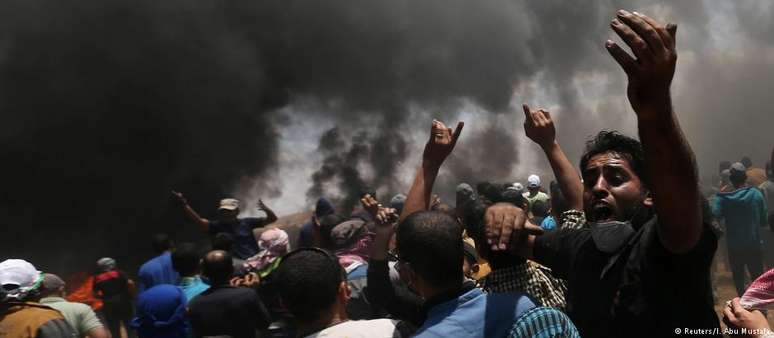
[728,248,764,296]
[102,302,135,338]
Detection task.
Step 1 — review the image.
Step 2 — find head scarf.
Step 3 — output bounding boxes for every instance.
[245,228,290,274]
[741,268,774,310]
[331,220,372,270]
[96,257,116,272]
[0,259,43,301]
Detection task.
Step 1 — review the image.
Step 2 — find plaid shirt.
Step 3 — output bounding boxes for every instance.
[508,307,581,338]
[480,260,567,310]
[478,210,585,310]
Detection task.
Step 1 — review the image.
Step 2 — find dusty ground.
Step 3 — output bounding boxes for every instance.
[712,244,774,331]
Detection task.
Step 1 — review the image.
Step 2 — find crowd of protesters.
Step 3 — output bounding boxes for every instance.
[3,10,774,338]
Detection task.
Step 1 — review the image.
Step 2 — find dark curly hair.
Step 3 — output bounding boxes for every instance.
[579,131,650,188]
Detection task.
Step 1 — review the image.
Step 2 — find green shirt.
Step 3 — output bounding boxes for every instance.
[39,297,103,336]
[523,191,550,210]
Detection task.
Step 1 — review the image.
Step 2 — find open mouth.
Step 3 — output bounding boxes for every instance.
[591,202,615,222]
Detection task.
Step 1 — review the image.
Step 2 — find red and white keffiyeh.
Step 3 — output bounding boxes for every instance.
[741,268,774,310]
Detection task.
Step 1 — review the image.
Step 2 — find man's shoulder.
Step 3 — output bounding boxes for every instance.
[639,216,717,261]
[6,302,66,321]
[484,292,537,313]
[190,286,255,304]
[309,319,399,338]
[45,298,90,312]
[138,256,162,273]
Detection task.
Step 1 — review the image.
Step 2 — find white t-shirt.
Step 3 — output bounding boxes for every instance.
[305,319,400,338]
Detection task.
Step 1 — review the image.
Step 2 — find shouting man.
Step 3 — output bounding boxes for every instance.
[487,11,720,337]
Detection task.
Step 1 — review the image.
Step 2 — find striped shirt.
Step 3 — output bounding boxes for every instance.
[508,307,581,338]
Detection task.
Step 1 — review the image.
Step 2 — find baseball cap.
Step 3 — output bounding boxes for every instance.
[509,182,524,192]
[527,175,541,188]
[41,273,66,293]
[730,162,747,175]
[219,198,240,211]
[0,259,43,300]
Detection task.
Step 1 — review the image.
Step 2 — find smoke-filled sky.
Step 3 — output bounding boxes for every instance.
[1,0,772,273]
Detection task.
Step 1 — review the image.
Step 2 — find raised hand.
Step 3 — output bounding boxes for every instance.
[606,10,677,116]
[422,119,464,166]
[257,199,268,211]
[171,190,187,205]
[522,104,556,149]
[360,194,398,226]
[360,194,381,218]
[485,202,544,251]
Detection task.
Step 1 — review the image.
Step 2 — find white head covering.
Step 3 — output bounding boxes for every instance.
[0,259,43,301]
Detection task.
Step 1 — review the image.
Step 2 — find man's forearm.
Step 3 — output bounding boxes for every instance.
[182,204,209,233]
[400,162,440,221]
[638,102,702,253]
[542,141,583,211]
[86,327,110,338]
[263,208,278,224]
[370,226,395,261]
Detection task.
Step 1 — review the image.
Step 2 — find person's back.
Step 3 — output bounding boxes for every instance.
[38,273,107,338]
[38,298,102,337]
[171,242,209,302]
[94,269,131,304]
[138,234,179,292]
[138,254,178,292]
[0,259,77,338]
[131,285,187,338]
[275,248,400,338]
[187,250,269,338]
[0,301,75,338]
[714,185,767,249]
[305,319,399,338]
[415,285,535,338]
[94,258,135,338]
[188,285,267,337]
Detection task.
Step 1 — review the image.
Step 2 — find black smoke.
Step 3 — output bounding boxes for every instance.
[2,0,773,276]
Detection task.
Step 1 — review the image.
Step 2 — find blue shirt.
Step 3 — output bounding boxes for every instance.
[138,252,180,292]
[414,285,536,338]
[713,186,768,250]
[297,221,315,248]
[131,285,188,338]
[178,276,210,302]
[540,216,557,231]
[209,217,267,259]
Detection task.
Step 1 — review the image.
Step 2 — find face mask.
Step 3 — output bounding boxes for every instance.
[590,221,635,254]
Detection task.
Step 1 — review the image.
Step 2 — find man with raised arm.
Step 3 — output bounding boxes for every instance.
[486,11,720,337]
[367,119,581,337]
[171,192,278,259]
[522,104,584,230]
